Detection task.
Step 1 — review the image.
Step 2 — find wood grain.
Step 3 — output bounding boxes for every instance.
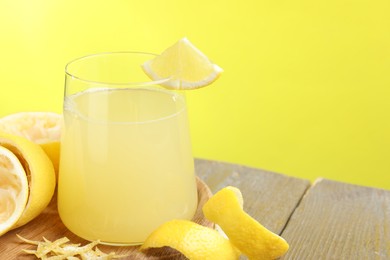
[0,177,213,259]
[195,158,311,234]
[280,179,390,259]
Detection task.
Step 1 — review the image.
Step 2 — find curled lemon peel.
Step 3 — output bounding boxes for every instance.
[17,235,128,259]
[202,186,289,259]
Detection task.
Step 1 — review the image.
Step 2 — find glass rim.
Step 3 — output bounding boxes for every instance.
[65,51,171,86]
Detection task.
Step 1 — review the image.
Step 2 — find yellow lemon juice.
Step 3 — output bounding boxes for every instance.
[58,87,198,245]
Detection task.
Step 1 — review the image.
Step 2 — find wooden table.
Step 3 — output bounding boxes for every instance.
[1,159,389,259]
[195,159,390,259]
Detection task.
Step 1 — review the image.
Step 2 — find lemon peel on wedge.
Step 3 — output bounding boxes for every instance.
[0,132,56,230]
[17,235,128,259]
[0,146,29,236]
[203,186,289,260]
[141,219,240,260]
[142,37,223,89]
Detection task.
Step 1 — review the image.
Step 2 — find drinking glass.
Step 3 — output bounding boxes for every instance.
[58,52,198,245]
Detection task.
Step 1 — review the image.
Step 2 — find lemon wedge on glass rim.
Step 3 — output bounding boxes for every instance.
[142,37,223,89]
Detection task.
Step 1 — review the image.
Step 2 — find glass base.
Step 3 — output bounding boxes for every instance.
[97,240,143,246]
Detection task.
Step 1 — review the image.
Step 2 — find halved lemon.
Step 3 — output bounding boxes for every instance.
[141,219,240,260]
[142,37,223,89]
[0,132,56,230]
[0,112,62,174]
[0,146,29,236]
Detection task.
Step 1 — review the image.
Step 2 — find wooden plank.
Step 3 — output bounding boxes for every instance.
[280,179,390,259]
[195,159,311,234]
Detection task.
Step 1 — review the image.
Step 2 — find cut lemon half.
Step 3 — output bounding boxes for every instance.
[0,146,29,236]
[142,37,223,89]
[203,186,289,259]
[0,132,56,230]
[141,219,240,260]
[0,112,62,174]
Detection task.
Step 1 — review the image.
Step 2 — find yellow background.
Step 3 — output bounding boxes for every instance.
[1,0,389,189]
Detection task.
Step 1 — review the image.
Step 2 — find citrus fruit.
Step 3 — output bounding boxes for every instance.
[142,37,223,89]
[0,112,62,174]
[141,219,240,260]
[203,186,289,260]
[0,132,56,230]
[0,146,29,236]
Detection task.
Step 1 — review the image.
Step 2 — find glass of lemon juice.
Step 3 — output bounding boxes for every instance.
[58,52,198,245]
